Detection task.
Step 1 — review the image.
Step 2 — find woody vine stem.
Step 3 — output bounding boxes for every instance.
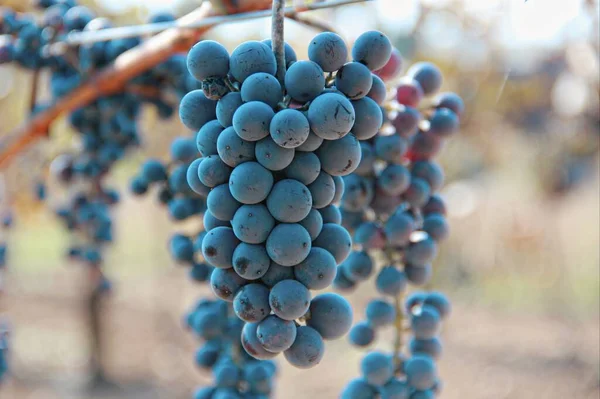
[271,0,286,86]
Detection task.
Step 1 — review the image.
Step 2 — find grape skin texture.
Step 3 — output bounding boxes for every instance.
[187,40,229,81]
[266,223,312,266]
[269,279,311,321]
[335,62,374,100]
[308,32,348,72]
[284,60,325,102]
[229,41,276,83]
[293,247,337,290]
[306,293,353,340]
[352,31,393,71]
[256,315,297,353]
[266,179,312,223]
[283,326,325,369]
[308,93,356,140]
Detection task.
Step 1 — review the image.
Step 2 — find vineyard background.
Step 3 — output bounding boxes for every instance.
[0,0,598,398]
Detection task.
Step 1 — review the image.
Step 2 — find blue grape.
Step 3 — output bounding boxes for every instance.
[354,221,386,250]
[333,266,357,292]
[422,195,446,216]
[403,177,431,209]
[374,134,408,164]
[266,223,311,266]
[313,223,352,264]
[283,326,325,369]
[423,292,451,319]
[198,154,232,188]
[341,378,377,399]
[385,211,415,247]
[367,74,387,105]
[203,210,229,231]
[428,108,458,137]
[189,263,213,282]
[331,175,345,204]
[216,92,243,128]
[195,387,216,399]
[377,164,411,196]
[422,213,449,242]
[217,126,256,167]
[255,136,295,171]
[228,162,273,204]
[195,341,221,369]
[170,137,197,162]
[269,279,311,321]
[233,101,274,141]
[296,131,323,152]
[196,119,224,156]
[266,179,312,223]
[202,226,239,269]
[410,305,441,339]
[130,176,148,195]
[351,97,383,140]
[352,31,392,71]
[436,92,464,117]
[409,131,442,161]
[210,268,247,302]
[317,134,361,177]
[241,72,282,108]
[293,247,336,290]
[207,184,241,221]
[284,60,325,102]
[317,205,341,225]
[241,322,278,360]
[269,109,310,149]
[232,204,275,244]
[213,388,241,399]
[140,159,167,182]
[409,337,442,360]
[366,299,396,328]
[340,251,373,282]
[256,315,297,353]
[341,174,374,211]
[308,93,355,140]
[261,39,297,67]
[232,243,271,280]
[393,106,421,138]
[349,322,376,347]
[214,361,240,388]
[229,41,276,83]
[307,172,335,209]
[411,161,444,192]
[179,89,217,131]
[409,390,435,399]
[284,152,321,185]
[308,32,348,72]
[381,379,410,399]
[187,40,230,81]
[407,62,442,96]
[376,266,407,296]
[261,262,294,287]
[405,235,437,266]
[360,351,394,386]
[335,62,373,100]
[169,234,194,263]
[404,264,432,286]
[299,208,323,241]
[405,355,437,390]
[233,283,271,323]
[405,292,427,312]
[306,293,353,340]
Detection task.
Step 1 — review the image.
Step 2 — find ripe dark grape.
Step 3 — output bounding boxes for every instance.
[232,204,275,244]
[216,92,243,128]
[180,90,217,131]
[317,133,362,177]
[241,72,282,108]
[187,40,230,81]
[232,101,274,142]
[228,162,273,204]
[284,60,325,102]
[293,247,336,290]
[407,62,443,96]
[351,97,383,140]
[207,184,241,221]
[308,32,348,72]
[313,223,352,264]
[210,268,247,302]
[270,109,310,149]
[335,62,373,100]
[349,322,376,347]
[306,293,353,340]
[269,279,311,321]
[366,299,396,328]
[266,223,311,266]
[233,283,270,322]
[307,93,355,140]
[256,315,297,353]
[352,31,392,71]
[202,226,240,269]
[255,136,295,171]
[229,41,276,83]
[298,209,323,241]
[284,152,321,185]
[283,326,325,369]
[396,78,424,107]
[232,243,270,280]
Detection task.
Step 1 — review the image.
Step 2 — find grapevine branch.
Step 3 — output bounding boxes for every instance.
[0,0,372,167]
[271,0,287,86]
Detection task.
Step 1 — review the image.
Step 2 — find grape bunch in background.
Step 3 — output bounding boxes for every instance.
[184,298,278,399]
[336,55,463,398]
[0,1,197,280]
[177,30,400,369]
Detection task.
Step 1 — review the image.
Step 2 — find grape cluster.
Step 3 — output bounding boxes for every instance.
[184,298,278,399]
[177,30,397,369]
[0,2,196,285]
[335,53,463,398]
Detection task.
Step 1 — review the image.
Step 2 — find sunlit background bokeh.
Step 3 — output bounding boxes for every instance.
[0,0,598,398]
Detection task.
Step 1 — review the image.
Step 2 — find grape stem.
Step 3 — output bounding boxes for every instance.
[0,0,373,168]
[393,290,405,371]
[271,0,286,87]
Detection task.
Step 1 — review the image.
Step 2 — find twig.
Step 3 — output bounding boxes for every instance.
[126,85,163,98]
[53,0,372,47]
[271,0,286,86]
[392,290,405,370]
[288,12,342,36]
[29,69,40,113]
